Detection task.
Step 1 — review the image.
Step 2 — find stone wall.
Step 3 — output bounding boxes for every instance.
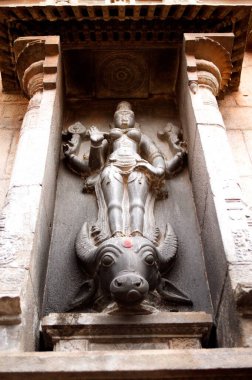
[0,76,27,210]
[220,51,252,213]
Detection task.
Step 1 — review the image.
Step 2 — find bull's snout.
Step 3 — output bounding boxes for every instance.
[110,273,149,305]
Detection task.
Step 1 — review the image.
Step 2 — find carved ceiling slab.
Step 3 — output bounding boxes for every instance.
[63,48,179,99]
[0,3,250,91]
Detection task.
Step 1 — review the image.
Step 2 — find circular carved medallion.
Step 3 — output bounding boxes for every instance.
[96,52,148,98]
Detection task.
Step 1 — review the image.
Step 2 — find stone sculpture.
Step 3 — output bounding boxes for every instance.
[63,102,191,311]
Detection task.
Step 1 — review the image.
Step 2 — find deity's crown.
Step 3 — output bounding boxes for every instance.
[115,101,133,113]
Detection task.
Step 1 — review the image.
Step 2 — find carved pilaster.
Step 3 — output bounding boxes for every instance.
[187,37,233,97]
[14,40,45,134]
[181,33,252,347]
[184,35,233,127]
[0,36,62,351]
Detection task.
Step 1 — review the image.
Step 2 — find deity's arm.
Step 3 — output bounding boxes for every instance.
[139,134,166,178]
[88,126,109,171]
[63,133,90,176]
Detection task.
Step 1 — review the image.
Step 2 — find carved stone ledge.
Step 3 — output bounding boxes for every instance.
[42,312,213,351]
[1,348,252,379]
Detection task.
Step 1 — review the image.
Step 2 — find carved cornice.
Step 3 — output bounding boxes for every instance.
[194,37,233,95]
[22,60,44,98]
[14,36,60,98]
[0,3,250,91]
[15,39,45,98]
[185,35,233,97]
[42,311,213,350]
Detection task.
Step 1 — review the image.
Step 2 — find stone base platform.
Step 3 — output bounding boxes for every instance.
[42,312,213,351]
[1,348,252,380]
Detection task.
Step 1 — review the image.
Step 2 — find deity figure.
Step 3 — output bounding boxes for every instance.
[63,102,190,311]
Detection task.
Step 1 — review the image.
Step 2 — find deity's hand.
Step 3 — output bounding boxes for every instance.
[167,151,185,173]
[63,142,74,158]
[136,160,165,177]
[89,126,104,147]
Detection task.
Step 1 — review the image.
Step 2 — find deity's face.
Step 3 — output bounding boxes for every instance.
[114,110,135,129]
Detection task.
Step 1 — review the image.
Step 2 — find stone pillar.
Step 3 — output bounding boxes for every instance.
[0,36,62,351]
[179,33,252,347]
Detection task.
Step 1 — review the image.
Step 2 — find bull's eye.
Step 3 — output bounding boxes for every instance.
[101,255,114,267]
[145,254,155,266]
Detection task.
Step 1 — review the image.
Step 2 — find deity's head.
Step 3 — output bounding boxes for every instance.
[114,101,135,129]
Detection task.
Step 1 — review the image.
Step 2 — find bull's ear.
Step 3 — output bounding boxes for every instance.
[76,222,97,276]
[157,278,192,305]
[67,279,96,311]
[157,224,178,274]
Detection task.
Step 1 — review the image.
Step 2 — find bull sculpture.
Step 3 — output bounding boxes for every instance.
[64,102,191,311]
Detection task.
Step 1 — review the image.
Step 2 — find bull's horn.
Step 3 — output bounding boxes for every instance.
[75,222,97,276]
[157,223,178,274]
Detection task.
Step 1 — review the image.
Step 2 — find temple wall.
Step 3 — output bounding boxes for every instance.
[220,51,252,212]
[0,78,27,210]
[0,33,252,352]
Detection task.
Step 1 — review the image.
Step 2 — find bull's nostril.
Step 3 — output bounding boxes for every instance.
[135,279,142,287]
[115,279,122,287]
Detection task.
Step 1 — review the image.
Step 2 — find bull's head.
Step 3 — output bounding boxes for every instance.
[74,223,191,308]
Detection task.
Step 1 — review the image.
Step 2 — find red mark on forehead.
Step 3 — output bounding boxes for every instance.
[122,239,133,248]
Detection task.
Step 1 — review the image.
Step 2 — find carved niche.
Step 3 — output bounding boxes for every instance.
[62,100,191,313]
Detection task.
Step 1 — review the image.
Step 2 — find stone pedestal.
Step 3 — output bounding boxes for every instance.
[42,312,212,351]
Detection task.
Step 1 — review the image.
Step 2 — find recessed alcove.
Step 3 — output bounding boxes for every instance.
[1,5,252,379]
[42,45,213,320]
[42,98,213,316]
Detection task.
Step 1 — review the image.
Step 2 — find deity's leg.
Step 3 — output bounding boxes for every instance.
[128,172,149,235]
[101,167,124,236]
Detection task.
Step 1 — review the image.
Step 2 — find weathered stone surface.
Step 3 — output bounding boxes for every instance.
[0,325,22,353]
[190,127,209,229]
[0,348,252,379]
[229,264,252,308]
[0,268,26,316]
[178,48,197,176]
[0,69,28,212]
[243,130,252,162]
[240,317,252,348]
[222,107,252,130]
[42,312,213,351]
[0,185,42,268]
[216,275,242,347]
[227,130,252,177]
[199,182,228,316]
[169,338,201,349]
[0,130,14,180]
